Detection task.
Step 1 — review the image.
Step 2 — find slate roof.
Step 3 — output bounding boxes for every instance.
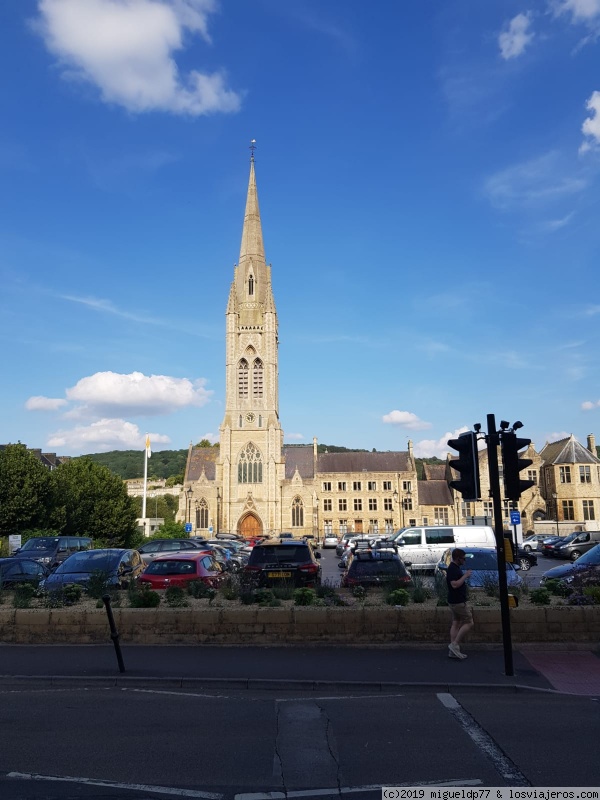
[283,445,315,479]
[417,480,454,506]
[423,464,446,480]
[317,451,411,474]
[539,435,600,466]
[186,447,220,481]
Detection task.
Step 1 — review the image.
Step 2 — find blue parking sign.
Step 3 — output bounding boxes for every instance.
[185,522,193,533]
[510,511,520,525]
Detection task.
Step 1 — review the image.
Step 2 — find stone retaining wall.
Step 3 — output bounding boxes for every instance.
[1,606,599,644]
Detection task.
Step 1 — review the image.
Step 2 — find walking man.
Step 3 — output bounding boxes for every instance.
[446,548,473,660]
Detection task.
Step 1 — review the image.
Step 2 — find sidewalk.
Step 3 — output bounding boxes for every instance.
[1,643,599,695]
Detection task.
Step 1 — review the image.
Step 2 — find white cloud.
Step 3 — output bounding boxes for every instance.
[413,427,470,459]
[484,151,588,210]
[33,0,241,116]
[538,211,576,231]
[25,396,68,411]
[554,0,600,22]
[47,418,170,453]
[580,91,600,153]
[285,433,304,441]
[582,399,600,410]
[499,13,534,60]
[382,410,432,431]
[65,371,212,416]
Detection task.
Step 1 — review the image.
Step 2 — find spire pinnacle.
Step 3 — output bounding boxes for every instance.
[239,143,265,265]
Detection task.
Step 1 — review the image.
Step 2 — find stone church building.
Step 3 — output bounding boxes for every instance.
[178,156,600,539]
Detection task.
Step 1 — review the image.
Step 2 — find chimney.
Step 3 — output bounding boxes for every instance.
[587,434,596,455]
[407,439,414,460]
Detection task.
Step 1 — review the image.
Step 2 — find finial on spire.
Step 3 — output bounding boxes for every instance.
[249,138,256,162]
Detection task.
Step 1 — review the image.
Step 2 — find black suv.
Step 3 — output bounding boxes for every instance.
[12,536,93,568]
[243,539,322,587]
[341,550,411,588]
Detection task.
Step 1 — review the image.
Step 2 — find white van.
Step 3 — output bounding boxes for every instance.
[390,525,496,571]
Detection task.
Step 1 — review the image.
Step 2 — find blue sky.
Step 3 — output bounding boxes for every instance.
[2,0,600,460]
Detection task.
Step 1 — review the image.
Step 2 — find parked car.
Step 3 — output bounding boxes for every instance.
[516,547,538,572]
[243,539,321,587]
[323,534,339,548]
[137,538,204,566]
[40,548,144,591]
[207,539,249,565]
[138,552,226,590]
[341,550,412,588]
[206,542,243,572]
[336,533,355,557]
[391,525,496,571]
[522,533,553,552]
[541,543,600,586]
[435,547,522,588]
[0,558,50,587]
[539,536,567,557]
[551,530,600,562]
[12,536,93,568]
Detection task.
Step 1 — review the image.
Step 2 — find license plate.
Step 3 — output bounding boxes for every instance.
[267,571,292,578]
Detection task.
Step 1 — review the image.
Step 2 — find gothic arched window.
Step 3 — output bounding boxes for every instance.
[248,274,254,296]
[291,497,304,528]
[238,359,249,398]
[237,442,263,484]
[196,498,208,529]
[253,358,263,399]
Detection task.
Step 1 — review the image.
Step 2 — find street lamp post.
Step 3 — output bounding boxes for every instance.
[186,487,193,525]
[216,487,220,536]
[552,491,559,537]
[393,489,399,531]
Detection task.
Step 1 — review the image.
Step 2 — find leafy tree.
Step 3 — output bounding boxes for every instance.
[155,520,187,538]
[196,439,216,448]
[51,458,138,547]
[0,444,55,535]
[165,474,183,487]
[82,448,188,480]
[132,494,177,522]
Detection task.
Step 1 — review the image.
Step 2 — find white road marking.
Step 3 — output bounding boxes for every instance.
[125,688,227,698]
[275,693,405,702]
[436,692,529,786]
[235,779,482,800]
[7,772,223,799]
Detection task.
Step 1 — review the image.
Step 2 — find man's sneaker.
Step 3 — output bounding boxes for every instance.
[448,643,467,660]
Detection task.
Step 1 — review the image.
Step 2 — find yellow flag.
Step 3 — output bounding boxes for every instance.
[145,435,151,458]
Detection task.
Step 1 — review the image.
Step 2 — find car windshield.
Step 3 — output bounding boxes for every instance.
[463,552,500,570]
[250,546,309,564]
[557,533,578,545]
[55,551,120,574]
[21,537,59,551]
[573,544,600,566]
[145,560,196,575]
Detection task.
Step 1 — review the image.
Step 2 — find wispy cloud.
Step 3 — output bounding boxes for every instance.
[25,396,68,411]
[484,151,588,211]
[32,0,242,116]
[499,13,535,60]
[537,211,576,231]
[582,399,600,410]
[285,432,304,441]
[580,91,600,154]
[413,426,469,459]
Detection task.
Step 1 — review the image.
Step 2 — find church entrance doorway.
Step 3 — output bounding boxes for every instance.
[355,520,363,534]
[239,513,263,540]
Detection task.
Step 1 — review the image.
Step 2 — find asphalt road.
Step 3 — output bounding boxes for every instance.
[1,683,599,799]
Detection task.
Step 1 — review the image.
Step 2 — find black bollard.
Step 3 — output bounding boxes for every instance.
[102,594,126,673]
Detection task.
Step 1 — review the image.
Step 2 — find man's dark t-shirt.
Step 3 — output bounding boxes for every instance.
[446,561,467,604]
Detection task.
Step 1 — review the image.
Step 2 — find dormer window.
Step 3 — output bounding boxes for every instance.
[248,274,254,296]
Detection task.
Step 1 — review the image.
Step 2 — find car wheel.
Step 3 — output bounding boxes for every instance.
[518,557,531,571]
[570,551,581,562]
[523,545,532,552]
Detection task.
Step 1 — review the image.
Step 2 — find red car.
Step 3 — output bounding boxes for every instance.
[138,551,226,589]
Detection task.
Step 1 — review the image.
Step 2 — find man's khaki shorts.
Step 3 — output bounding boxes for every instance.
[448,602,473,625]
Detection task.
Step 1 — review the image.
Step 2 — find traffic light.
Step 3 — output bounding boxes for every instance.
[448,431,481,500]
[501,431,534,501]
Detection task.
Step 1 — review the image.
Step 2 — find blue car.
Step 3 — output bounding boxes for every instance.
[541,543,600,586]
[436,547,522,588]
[40,548,144,591]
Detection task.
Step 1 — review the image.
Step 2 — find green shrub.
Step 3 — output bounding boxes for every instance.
[13,583,36,608]
[240,588,255,605]
[434,572,448,606]
[480,572,499,598]
[529,588,551,606]
[315,580,337,599]
[187,580,214,599]
[219,576,241,601]
[129,583,160,608]
[386,588,410,607]
[62,584,83,605]
[351,585,366,601]
[293,588,316,606]
[85,570,112,600]
[254,588,275,605]
[165,586,188,607]
[411,587,427,604]
[272,585,294,600]
[410,574,430,604]
[544,578,572,597]
[583,586,600,604]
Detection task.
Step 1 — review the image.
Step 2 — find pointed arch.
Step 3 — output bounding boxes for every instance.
[237,442,263,484]
[248,273,254,296]
[238,359,249,399]
[291,496,304,528]
[253,358,263,399]
[195,498,208,530]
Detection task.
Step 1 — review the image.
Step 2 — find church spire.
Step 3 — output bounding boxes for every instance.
[239,143,265,266]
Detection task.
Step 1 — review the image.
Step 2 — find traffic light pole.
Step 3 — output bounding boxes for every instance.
[486,413,514,677]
